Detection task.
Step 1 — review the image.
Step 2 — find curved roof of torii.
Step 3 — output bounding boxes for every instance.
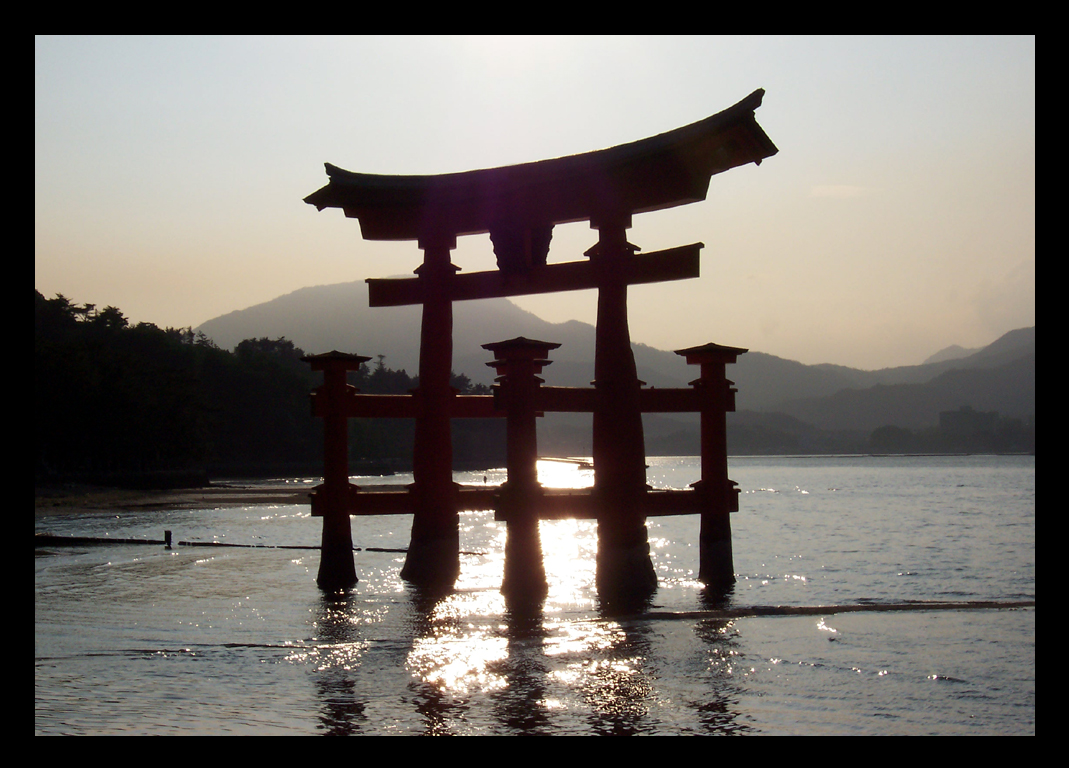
[304,89,778,242]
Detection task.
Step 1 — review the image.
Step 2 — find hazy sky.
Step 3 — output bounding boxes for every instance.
[35,36,1034,370]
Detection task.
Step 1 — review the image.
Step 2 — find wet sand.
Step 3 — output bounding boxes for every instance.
[34,483,315,517]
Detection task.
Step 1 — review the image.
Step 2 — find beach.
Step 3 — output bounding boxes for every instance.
[36,456,1035,735]
[35,482,317,517]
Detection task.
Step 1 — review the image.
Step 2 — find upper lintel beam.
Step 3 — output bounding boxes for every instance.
[305,90,777,242]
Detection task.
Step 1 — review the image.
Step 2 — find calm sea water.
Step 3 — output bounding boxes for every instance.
[35,455,1035,735]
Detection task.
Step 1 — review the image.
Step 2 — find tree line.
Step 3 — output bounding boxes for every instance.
[35,291,504,488]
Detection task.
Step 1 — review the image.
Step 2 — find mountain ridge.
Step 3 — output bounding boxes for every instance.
[195,280,1035,430]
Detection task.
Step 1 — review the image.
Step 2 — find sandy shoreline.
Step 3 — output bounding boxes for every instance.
[35,483,316,517]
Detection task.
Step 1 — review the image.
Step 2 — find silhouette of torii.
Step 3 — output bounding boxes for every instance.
[304,89,777,596]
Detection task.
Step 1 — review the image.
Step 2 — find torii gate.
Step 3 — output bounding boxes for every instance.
[304,89,777,595]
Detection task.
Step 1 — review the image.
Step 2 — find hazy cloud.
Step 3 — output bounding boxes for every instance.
[809,185,872,198]
[973,259,1036,336]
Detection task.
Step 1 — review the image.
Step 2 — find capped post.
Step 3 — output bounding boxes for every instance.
[303,351,370,591]
[676,342,747,589]
[484,337,561,598]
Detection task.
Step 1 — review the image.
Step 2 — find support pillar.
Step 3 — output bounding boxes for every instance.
[303,351,370,591]
[588,213,656,598]
[402,233,462,586]
[483,338,560,598]
[676,343,747,589]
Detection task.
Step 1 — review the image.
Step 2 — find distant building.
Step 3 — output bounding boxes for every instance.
[939,405,998,437]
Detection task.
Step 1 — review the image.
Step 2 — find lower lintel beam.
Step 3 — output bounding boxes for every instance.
[368,243,702,307]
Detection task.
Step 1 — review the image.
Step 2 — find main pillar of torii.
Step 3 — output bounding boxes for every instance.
[304,89,778,590]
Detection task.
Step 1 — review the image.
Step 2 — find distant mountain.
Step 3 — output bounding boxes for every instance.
[197,281,424,374]
[196,280,691,390]
[196,281,1034,435]
[774,352,1035,431]
[963,326,1035,368]
[924,344,981,365]
[764,328,1035,431]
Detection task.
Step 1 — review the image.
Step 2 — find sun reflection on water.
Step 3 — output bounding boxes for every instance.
[320,459,701,716]
[396,460,622,701]
[536,458,594,489]
[407,628,510,695]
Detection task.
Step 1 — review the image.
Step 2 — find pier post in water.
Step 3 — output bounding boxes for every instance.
[401,232,462,586]
[483,338,560,597]
[303,351,370,591]
[676,343,747,589]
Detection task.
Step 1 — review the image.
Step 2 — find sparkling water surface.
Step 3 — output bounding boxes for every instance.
[36,455,1035,735]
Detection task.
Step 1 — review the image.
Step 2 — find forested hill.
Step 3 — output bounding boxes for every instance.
[35,291,502,488]
[37,286,1034,485]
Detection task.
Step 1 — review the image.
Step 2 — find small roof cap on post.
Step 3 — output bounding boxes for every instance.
[301,350,373,371]
[482,337,561,358]
[674,342,748,366]
[482,337,561,371]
